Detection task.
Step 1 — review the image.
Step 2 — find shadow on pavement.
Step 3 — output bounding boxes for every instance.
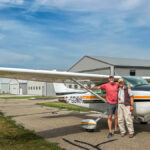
[37,119,109,139]
[63,138,117,150]
[0,111,4,116]
[37,124,83,139]
[42,112,95,120]
[134,123,150,134]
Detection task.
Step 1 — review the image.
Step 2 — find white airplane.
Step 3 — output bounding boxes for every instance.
[0,67,150,131]
[53,83,84,95]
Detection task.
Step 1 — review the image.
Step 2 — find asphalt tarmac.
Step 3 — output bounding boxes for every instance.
[0,99,150,150]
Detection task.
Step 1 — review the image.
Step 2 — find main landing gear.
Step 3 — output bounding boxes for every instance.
[134,116,149,124]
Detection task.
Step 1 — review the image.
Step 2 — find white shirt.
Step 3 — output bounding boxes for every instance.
[118,87,133,104]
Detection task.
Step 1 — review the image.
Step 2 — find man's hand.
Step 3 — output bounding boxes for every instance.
[127,85,131,89]
[130,105,134,112]
[90,86,100,90]
[86,86,90,89]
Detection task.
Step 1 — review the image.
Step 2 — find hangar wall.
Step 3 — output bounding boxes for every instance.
[10,79,27,95]
[44,83,56,96]
[27,81,45,96]
[10,80,19,95]
[0,83,9,94]
[20,83,27,95]
[69,56,150,77]
[115,67,150,76]
[82,69,110,75]
[27,81,56,96]
[69,56,112,73]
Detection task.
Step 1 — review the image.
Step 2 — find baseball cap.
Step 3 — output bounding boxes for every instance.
[118,78,124,83]
[109,75,114,78]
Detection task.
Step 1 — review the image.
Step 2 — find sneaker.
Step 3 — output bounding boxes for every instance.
[114,130,120,135]
[121,133,125,137]
[107,132,114,138]
[129,134,134,138]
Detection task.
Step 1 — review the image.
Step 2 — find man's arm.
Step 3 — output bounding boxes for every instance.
[90,85,101,90]
[128,88,134,111]
[90,84,106,90]
[130,96,134,106]
[130,96,134,111]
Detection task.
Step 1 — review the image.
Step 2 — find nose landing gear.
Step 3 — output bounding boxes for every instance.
[81,112,107,132]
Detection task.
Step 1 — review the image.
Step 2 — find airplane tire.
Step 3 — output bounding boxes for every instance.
[85,129,95,132]
[140,121,148,124]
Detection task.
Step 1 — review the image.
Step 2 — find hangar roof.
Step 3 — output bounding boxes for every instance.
[89,56,150,67]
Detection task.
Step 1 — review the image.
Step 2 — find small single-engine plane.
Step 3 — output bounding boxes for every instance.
[0,67,150,131]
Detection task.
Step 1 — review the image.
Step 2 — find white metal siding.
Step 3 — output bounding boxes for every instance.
[69,56,112,73]
[20,83,27,95]
[10,80,19,95]
[115,68,150,76]
[0,83,9,94]
[27,81,45,96]
[27,81,56,96]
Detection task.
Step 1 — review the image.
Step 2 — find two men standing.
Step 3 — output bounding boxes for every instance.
[91,76,134,138]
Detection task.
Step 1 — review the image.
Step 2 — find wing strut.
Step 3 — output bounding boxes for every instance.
[72,79,107,103]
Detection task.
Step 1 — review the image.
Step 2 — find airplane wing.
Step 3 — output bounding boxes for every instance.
[0,67,120,83]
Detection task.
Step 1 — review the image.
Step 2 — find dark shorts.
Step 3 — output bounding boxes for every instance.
[107,103,118,115]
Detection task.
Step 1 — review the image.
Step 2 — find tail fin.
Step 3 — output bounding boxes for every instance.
[53,83,84,95]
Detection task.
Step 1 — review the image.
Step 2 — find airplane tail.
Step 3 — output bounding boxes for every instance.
[53,83,84,95]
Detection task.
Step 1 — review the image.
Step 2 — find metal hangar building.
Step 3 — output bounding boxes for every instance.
[68,56,150,76]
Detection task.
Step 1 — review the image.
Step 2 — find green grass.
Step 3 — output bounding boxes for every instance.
[0,116,64,150]
[0,96,53,99]
[37,101,90,112]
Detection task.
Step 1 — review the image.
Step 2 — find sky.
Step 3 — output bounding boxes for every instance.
[0,0,150,70]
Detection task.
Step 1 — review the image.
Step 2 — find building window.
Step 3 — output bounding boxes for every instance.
[39,86,41,90]
[36,86,38,90]
[69,85,72,88]
[74,85,78,89]
[33,86,35,90]
[130,70,136,76]
[31,87,32,90]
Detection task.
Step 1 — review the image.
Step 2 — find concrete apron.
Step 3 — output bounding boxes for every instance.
[0,99,150,150]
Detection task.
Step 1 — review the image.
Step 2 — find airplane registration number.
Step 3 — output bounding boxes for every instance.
[66,96,83,104]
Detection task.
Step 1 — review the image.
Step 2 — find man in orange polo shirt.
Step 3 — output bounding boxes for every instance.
[91,76,119,138]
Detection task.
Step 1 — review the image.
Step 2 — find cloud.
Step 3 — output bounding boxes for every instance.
[0,0,150,70]
[29,0,150,29]
[32,0,144,12]
[0,49,32,66]
[0,18,50,48]
[0,0,24,9]
[0,34,5,40]
[120,0,142,10]
[0,0,24,5]
[0,20,21,31]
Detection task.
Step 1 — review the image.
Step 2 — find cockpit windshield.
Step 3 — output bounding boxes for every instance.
[122,76,148,87]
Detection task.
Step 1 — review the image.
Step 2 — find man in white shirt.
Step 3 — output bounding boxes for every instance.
[118,78,134,138]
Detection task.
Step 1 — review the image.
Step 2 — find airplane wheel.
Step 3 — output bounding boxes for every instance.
[85,129,95,132]
[140,121,148,124]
